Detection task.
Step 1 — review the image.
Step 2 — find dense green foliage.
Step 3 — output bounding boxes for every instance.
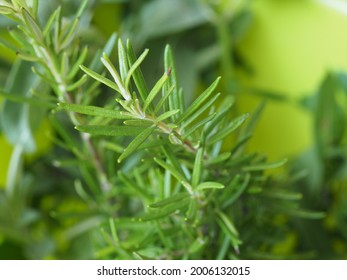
[0,0,346,259]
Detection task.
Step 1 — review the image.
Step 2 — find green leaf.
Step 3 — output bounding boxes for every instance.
[118,39,128,83]
[206,152,231,165]
[76,0,89,18]
[186,199,198,221]
[243,158,288,172]
[126,40,149,102]
[58,103,130,119]
[222,174,250,209]
[118,125,155,162]
[102,53,130,100]
[156,109,180,122]
[118,172,152,200]
[80,65,120,92]
[197,181,224,191]
[66,74,87,91]
[263,190,303,200]
[216,210,241,250]
[192,147,204,187]
[1,60,40,152]
[123,119,152,126]
[143,70,169,112]
[161,146,185,180]
[209,113,249,144]
[286,209,326,219]
[177,77,221,124]
[21,8,43,44]
[181,92,221,130]
[59,16,80,50]
[155,84,175,113]
[43,6,61,37]
[0,90,55,108]
[125,48,149,93]
[150,193,190,208]
[205,97,234,135]
[76,125,144,136]
[154,157,187,183]
[68,46,88,80]
[164,45,181,116]
[182,112,216,139]
[0,5,15,14]
[140,196,190,221]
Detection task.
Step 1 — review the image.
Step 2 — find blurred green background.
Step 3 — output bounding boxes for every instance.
[1,0,347,259]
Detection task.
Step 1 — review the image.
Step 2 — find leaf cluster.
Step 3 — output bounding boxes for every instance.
[0,0,332,260]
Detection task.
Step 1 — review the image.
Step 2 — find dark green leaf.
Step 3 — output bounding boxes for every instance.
[126,40,150,102]
[177,77,221,124]
[209,113,249,144]
[243,158,287,172]
[76,125,144,136]
[118,125,155,162]
[150,193,190,208]
[58,103,130,119]
[192,147,204,187]
[144,71,169,112]
[140,196,190,221]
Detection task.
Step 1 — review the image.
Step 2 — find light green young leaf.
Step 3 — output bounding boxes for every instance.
[209,113,249,144]
[101,52,130,100]
[76,0,89,18]
[177,76,221,124]
[126,40,149,102]
[9,27,33,50]
[68,46,88,80]
[156,109,180,122]
[118,39,128,83]
[58,103,130,119]
[192,147,204,187]
[197,181,224,191]
[123,119,153,126]
[0,5,15,15]
[21,8,43,44]
[154,84,175,113]
[80,65,120,92]
[59,17,80,50]
[66,74,87,91]
[164,45,181,115]
[118,125,156,162]
[75,125,144,136]
[143,70,170,112]
[125,48,149,93]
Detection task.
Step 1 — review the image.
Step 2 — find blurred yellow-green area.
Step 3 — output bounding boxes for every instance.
[237,0,347,161]
[0,0,347,260]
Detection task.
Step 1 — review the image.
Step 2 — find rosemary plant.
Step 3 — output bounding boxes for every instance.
[0,0,326,259]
